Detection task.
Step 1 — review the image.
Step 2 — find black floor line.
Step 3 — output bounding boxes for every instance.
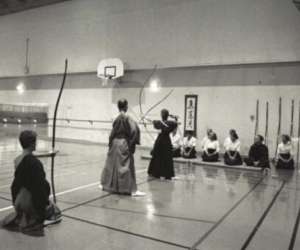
[288,203,300,250]
[61,178,152,212]
[190,177,265,250]
[63,214,190,249]
[58,199,216,224]
[0,195,11,202]
[240,181,286,250]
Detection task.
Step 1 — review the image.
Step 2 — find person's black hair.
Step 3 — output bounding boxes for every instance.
[210,132,217,141]
[19,130,37,149]
[161,109,169,121]
[229,129,239,140]
[257,134,264,142]
[282,134,291,143]
[117,98,128,112]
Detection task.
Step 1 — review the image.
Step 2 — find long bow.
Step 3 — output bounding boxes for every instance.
[51,59,68,203]
[138,66,175,142]
[138,66,157,141]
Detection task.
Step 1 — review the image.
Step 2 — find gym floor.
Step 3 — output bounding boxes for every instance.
[0,125,299,250]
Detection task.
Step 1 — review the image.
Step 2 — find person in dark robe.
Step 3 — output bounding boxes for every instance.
[147,109,178,180]
[244,134,270,170]
[1,130,59,236]
[101,99,145,196]
[275,134,294,170]
[223,129,243,166]
[202,132,220,162]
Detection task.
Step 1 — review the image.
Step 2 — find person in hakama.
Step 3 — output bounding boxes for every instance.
[202,132,220,162]
[1,130,56,236]
[223,129,243,166]
[147,109,178,180]
[182,131,197,159]
[244,135,270,170]
[170,127,182,158]
[275,134,294,170]
[200,128,213,153]
[101,99,145,196]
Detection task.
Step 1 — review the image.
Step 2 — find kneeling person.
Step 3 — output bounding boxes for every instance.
[275,134,294,170]
[182,131,197,159]
[1,130,61,235]
[244,135,270,169]
[202,132,220,162]
[223,129,243,166]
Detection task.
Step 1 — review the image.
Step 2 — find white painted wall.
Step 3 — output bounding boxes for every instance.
[0,0,299,76]
[0,84,299,157]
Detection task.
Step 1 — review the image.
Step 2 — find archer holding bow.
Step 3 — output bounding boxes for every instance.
[147,109,180,180]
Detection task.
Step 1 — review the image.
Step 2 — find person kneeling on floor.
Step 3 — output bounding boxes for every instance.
[182,131,197,159]
[244,134,270,170]
[223,129,243,166]
[275,134,294,170]
[1,130,61,236]
[202,132,220,162]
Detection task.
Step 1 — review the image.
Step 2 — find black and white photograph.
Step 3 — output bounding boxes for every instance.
[0,0,300,249]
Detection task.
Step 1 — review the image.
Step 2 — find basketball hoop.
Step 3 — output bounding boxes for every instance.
[97,58,124,85]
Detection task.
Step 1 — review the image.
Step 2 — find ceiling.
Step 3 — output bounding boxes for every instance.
[0,0,71,16]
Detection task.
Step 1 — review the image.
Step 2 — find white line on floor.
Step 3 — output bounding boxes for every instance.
[0,169,147,213]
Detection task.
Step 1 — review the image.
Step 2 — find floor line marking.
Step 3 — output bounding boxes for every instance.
[61,177,153,212]
[0,195,11,202]
[0,169,148,213]
[63,214,190,249]
[57,200,216,224]
[191,177,265,250]
[287,199,300,249]
[240,181,285,250]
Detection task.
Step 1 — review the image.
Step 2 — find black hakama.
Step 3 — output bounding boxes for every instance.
[182,147,197,159]
[275,153,294,170]
[224,151,243,166]
[202,149,219,162]
[148,120,177,179]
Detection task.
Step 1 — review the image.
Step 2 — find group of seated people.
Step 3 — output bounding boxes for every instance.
[170,128,295,170]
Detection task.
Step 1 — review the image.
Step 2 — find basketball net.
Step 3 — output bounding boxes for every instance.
[102,75,113,86]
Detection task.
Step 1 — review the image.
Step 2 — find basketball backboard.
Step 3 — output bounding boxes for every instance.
[97,58,124,80]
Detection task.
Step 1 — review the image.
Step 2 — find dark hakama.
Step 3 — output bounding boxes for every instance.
[101,113,140,194]
[148,120,177,179]
[172,148,182,158]
[182,147,197,159]
[244,143,270,169]
[224,151,243,166]
[1,154,50,235]
[275,153,294,170]
[202,149,219,162]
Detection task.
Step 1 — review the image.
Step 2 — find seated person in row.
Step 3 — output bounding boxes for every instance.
[1,130,61,236]
[202,132,220,162]
[223,129,243,166]
[200,128,213,152]
[170,127,182,158]
[244,134,270,169]
[182,131,197,159]
[275,134,294,170]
